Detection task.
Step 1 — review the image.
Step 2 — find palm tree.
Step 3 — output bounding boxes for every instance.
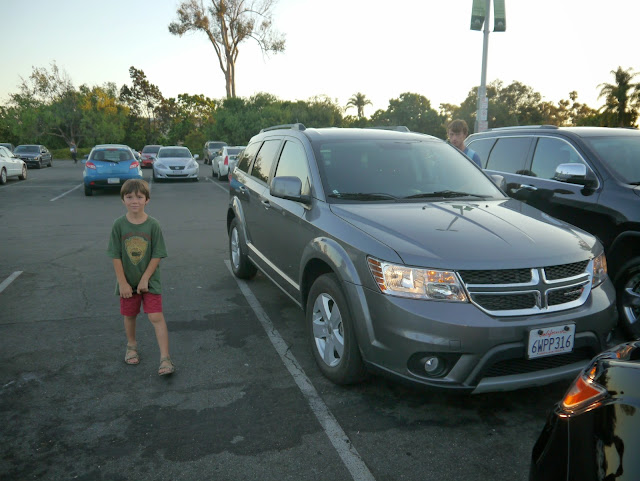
[598,66,640,127]
[346,92,372,119]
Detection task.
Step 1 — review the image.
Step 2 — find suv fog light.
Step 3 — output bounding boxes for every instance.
[424,356,441,374]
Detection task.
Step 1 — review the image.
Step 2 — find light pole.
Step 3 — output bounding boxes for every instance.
[471,0,506,133]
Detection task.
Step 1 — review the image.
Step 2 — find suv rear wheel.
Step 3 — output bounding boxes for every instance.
[306,274,366,384]
[229,218,257,279]
[617,260,640,339]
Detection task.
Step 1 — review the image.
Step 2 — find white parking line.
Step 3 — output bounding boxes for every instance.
[50,183,82,201]
[0,271,22,294]
[225,261,376,481]
[208,177,229,193]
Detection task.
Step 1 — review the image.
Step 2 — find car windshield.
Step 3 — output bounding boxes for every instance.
[15,145,39,153]
[90,149,133,162]
[227,148,243,156]
[313,139,504,202]
[159,148,191,158]
[142,145,161,154]
[208,143,225,150]
[584,136,640,183]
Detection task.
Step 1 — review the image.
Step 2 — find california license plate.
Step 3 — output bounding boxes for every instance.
[107,178,120,184]
[527,324,575,359]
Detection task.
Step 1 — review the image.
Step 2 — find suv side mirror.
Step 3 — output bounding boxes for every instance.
[271,176,311,204]
[554,163,597,188]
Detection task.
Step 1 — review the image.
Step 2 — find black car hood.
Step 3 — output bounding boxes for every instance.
[329,199,597,269]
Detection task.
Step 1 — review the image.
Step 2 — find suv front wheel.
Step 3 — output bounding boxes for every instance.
[617,259,640,339]
[229,218,257,279]
[306,274,366,385]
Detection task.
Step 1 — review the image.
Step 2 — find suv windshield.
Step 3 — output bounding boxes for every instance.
[313,139,503,201]
[90,149,133,162]
[159,148,191,158]
[15,145,39,153]
[584,136,640,183]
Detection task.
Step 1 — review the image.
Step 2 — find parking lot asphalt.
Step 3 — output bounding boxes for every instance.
[0,160,610,481]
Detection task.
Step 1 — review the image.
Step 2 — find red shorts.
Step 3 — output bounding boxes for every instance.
[120,292,163,316]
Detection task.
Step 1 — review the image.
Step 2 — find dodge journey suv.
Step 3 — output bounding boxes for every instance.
[227,124,617,393]
[466,126,640,339]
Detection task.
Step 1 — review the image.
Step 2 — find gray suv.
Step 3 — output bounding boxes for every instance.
[227,124,617,393]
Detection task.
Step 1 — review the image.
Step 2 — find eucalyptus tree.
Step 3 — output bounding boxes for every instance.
[169,0,285,98]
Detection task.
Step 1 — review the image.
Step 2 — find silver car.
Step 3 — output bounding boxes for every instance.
[153,146,199,181]
[212,146,245,180]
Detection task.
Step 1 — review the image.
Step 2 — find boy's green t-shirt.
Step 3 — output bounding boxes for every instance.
[107,215,168,295]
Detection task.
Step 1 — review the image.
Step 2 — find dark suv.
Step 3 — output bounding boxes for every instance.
[227,124,617,393]
[203,141,227,165]
[466,126,640,338]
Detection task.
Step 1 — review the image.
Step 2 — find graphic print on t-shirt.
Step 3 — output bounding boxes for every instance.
[125,235,148,265]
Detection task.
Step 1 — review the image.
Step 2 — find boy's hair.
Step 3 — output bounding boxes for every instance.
[120,179,150,200]
[447,119,469,136]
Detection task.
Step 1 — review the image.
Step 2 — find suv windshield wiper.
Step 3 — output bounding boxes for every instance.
[328,192,398,201]
[405,190,490,199]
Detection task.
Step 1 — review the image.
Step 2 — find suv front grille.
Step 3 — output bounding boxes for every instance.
[459,260,592,316]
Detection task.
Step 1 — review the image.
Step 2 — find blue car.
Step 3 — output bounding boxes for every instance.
[83,144,143,196]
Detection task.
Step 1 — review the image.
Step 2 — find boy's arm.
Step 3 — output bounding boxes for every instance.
[136,258,161,293]
[112,259,134,298]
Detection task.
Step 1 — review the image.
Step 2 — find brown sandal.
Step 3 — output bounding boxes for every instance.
[125,344,140,365]
[158,357,175,376]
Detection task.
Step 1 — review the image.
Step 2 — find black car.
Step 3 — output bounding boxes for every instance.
[466,126,640,338]
[529,340,640,481]
[14,144,53,168]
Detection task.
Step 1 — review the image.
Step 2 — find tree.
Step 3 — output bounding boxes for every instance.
[372,92,445,137]
[598,66,640,127]
[119,67,164,144]
[169,0,285,98]
[346,92,372,119]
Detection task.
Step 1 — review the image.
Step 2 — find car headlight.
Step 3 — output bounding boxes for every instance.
[591,252,608,287]
[189,160,198,168]
[155,162,165,169]
[367,257,468,301]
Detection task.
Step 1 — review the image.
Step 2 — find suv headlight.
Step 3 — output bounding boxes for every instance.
[367,257,468,301]
[591,252,608,287]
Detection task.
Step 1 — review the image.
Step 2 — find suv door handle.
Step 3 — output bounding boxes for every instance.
[520,184,538,191]
[261,199,271,209]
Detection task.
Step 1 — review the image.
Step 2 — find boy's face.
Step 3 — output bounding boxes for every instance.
[447,129,466,150]
[122,191,149,213]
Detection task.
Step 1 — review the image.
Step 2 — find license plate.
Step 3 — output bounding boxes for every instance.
[527,324,575,359]
[107,178,120,184]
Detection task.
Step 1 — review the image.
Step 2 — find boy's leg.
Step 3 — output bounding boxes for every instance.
[124,315,137,346]
[147,312,170,359]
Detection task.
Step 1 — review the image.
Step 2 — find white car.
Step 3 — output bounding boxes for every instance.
[0,145,27,184]
[153,146,199,181]
[212,146,245,180]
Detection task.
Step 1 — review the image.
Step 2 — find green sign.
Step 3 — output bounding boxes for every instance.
[470,0,485,30]
[494,0,506,32]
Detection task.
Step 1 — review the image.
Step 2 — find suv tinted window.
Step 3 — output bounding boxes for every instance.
[236,142,261,173]
[530,137,584,180]
[467,138,496,168]
[485,137,531,174]
[251,139,281,183]
[274,140,311,196]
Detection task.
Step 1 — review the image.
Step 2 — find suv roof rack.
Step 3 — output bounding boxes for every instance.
[366,126,411,132]
[260,123,306,133]
[489,125,559,131]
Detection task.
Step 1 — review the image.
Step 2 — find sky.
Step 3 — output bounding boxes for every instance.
[2,0,639,118]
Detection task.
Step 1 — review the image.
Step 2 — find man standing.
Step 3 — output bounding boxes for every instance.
[70,141,78,164]
[447,119,482,168]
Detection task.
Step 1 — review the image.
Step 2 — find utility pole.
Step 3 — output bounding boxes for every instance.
[471,0,506,133]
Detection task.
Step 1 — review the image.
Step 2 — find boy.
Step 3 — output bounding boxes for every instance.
[107,179,174,375]
[447,119,483,168]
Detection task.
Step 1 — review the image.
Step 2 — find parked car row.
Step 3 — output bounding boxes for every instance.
[223,122,640,480]
[0,145,27,184]
[212,145,245,180]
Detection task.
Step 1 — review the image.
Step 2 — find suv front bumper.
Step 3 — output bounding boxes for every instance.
[343,278,618,393]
